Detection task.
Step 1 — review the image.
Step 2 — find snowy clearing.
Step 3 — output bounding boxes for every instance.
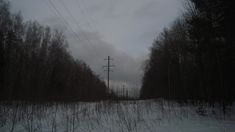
[0,100,235,132]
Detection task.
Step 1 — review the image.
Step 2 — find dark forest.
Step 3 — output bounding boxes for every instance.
[140,0,235,104]
[0,0,114,101]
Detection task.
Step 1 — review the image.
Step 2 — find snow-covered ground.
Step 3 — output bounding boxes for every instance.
[0,100,235,132]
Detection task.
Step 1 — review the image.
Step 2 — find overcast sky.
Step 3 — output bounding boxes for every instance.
[10,0,183,93]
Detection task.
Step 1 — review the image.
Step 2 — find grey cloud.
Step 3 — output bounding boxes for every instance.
[67,31,144,90]
[134,1,161,18]
[42,16,68,31]
[10,0,183,91]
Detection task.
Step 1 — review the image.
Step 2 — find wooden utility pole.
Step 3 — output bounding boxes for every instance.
[103,56,114,89]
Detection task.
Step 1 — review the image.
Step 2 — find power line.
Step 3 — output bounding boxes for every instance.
[75,0,99,33]
[49,0,98,57]
[47,0,82,43]
[57,0,94,45]
[46,0,107,80]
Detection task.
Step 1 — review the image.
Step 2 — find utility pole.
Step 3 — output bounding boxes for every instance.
[103,56,114,90]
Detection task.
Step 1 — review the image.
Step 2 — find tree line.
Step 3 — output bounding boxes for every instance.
[140,0,235,103]
[0,0,114,101]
